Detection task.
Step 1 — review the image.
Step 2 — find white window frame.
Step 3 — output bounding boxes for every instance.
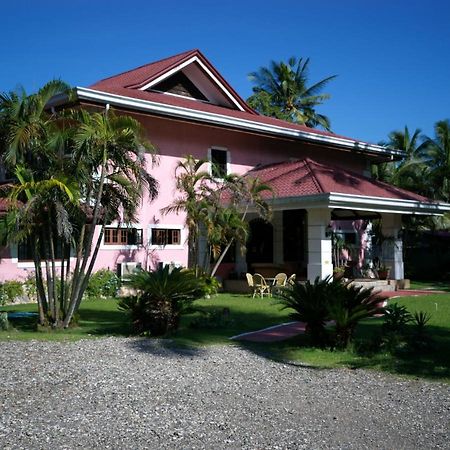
[100,223,143,250]
[148,224,185,250]
[208,146,230,179]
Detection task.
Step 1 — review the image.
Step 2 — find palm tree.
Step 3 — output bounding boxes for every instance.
[421,119,450,201]
[0,82,158,328]
[161,155,211,272]
[63,109,158,327]
[247,57,336,130]
[372,126,429,195]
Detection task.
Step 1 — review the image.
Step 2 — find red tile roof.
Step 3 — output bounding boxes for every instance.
[247,158,431,202]
[90,49,254,114]
[87,50,364,143]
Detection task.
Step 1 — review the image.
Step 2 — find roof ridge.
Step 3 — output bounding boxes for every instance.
[303,158,326,194]
[91,49,198,86]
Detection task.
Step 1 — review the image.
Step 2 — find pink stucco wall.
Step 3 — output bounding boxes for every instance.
[0,112,370,281]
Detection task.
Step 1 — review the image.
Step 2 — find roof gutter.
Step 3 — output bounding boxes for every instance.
[59,87,404,160]
[266,192,450,216]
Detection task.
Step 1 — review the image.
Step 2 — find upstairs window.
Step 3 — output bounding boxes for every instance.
[151,228,181,246]
[210,148,228,178]
[104,228,143,246]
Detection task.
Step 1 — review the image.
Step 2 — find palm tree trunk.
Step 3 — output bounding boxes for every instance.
[210,238,234,277]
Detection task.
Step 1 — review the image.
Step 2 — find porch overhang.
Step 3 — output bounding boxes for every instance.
[245,158,450,217]
[268,192,450,216]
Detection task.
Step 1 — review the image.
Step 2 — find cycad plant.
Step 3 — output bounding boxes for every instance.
[328,283,387,349]
[278,276,386,348]
[278,276,334,347]
[118,266,203,336]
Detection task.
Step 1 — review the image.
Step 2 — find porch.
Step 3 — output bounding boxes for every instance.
[217,158,450,288]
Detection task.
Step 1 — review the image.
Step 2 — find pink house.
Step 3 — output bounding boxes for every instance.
[1,49,449,283]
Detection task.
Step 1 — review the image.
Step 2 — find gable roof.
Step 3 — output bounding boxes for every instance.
[68,50,404,160]
[247,158,450,215]
[90,49,254,113]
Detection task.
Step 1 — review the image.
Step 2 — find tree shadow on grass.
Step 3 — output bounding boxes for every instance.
[78,307,131,337]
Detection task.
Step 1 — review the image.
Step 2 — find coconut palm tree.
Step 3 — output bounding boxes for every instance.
[247,57,336,131]
[421,119,450,201]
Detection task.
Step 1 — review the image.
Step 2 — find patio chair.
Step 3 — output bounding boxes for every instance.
[246,273,256,297]
[271,272,287,296]
[287,273,297,286]
[252,273,271,298]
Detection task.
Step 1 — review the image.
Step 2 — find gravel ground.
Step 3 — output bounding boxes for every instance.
[1,338,449,449]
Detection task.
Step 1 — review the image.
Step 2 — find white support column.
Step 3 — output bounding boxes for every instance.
[272,210,284,266]
[307,208,333,281]
[381,213,404,280]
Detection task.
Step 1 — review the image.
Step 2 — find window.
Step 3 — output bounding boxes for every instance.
[210,148,228,178]
[18,237,69,262]
[151,228,181,246]
[104,228,143,246]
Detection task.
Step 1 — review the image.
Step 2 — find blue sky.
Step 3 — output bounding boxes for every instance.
[2,0,449,144]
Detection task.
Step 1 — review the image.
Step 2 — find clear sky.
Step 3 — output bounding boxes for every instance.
[2,0,449,144]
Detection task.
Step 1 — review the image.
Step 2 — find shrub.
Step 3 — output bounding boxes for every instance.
[0,280,24,305]
[278,276,386,348]
[278,276,334,347]
[86,269,121,298]
[0,312,9,330]
[328,283,387,349]
[118,266,203,336]
[196,272,222,297]
[382,303,412,334]
[189,308,233,329]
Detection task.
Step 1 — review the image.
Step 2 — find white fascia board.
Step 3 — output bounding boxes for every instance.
[138,56,245,112]
[74,87,402,158]
[267,192,450,215]
[328,192,450,215]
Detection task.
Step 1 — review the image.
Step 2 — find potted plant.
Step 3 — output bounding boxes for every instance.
[377,265,390,280]
[333,266,346,280]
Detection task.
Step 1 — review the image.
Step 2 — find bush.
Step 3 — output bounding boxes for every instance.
[278,276,386,348]
[196,272,222,297]
[86,269,121,298]
[0,280,24,305]
[189,308,233,329]
[118,266,203,336]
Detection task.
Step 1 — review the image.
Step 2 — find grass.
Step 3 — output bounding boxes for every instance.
[0,298,131,341]
[245,293,450,383]
[1,290,449,382]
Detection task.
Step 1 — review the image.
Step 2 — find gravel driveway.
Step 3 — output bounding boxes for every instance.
[1,338,449,449]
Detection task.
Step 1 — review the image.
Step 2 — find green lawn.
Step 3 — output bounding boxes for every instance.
[1,291,449,382]
[246,293,450,383]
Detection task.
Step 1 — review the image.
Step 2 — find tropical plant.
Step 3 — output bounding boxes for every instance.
[118,266,203,336]
[382,303,413,334]
[0,280,24,304]
[86,269,121,298]
[278,276,334,346]
[327,283,386,349]
[421,119,450,201]
[247,57,336,130]
[0,82,158,328]
[163,155,272,276]
[278,276,386,348]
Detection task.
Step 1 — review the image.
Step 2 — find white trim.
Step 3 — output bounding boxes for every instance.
[148,224,186,250]
[72,87,402,159]
[266,192,450,215]
[138,56,245,112]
